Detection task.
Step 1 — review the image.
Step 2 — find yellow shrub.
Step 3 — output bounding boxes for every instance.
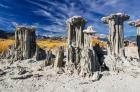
[0,38,106,53]
[0,39,15,53]
[37,39,67,49]
[92,38,107,48]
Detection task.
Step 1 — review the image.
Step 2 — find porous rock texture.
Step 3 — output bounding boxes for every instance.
[44,50,53,66]
[0,58,140,92]
[0,26,46,61]
[54,46,65,73]
[80,47,99,80]
[66,16,100,80]
[101,13,130,57]
[65,16,87,74]
[102,13,140,71]
[83,26,96,48]
[128,19,140,59]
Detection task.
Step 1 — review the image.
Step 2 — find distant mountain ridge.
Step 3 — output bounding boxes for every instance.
[96,34,137,42]
[0,30,14,39]
[0,30,66,40]
[0,30,137,42]
[125,36,136,42]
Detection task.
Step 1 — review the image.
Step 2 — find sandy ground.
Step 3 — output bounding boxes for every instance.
[0,66,140,92]
[0,47,140,92]
[125,47,139,58]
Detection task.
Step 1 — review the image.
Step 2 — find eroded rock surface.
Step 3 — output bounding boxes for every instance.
[0,26,46,61]
[66,16,100,80]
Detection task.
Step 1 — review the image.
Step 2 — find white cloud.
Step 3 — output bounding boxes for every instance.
[1,0,138,36]
[0,3,9,8]
[11,22,18,26]
[33,10,52,17]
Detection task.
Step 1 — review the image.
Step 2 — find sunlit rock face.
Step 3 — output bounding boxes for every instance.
[129,19,140,59]
[15,26,36,60]
[66,16,86,73]
[1,26,46,61]
[65,16,100,80]
[102,13,130,57]
[101,13,136,71]
[83,26,96,48]
[66,16,87,48]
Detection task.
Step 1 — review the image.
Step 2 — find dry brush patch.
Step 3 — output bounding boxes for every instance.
[0,39,15,53]
[92,38,107,48]
[0,39,67,53]
[37,39,67,49]
[0,38,106,53]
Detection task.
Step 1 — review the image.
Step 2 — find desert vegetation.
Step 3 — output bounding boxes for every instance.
[0,39,15,53]
[37,39,67,49]
[92,38,107,48]
[0,38,107,53]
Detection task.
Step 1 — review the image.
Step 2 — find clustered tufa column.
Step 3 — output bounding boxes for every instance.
[1,26,46,61]
[15,26,36,60]
[66,16,86,74]
[129,19,140,58]
[83,26,96,48]
[101,13,130,57]
[65,16,100,80]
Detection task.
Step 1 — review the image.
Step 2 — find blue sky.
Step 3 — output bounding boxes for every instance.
[0,0,140,36]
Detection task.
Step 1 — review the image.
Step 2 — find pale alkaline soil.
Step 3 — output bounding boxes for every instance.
[1,71,140,92]
[0,47,140,92]
[125,47,139,59]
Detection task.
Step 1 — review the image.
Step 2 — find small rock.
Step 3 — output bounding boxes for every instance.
[11,73,33,80]
[0,69,6,77]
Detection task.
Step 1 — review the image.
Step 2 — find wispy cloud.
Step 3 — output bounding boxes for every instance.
[0,3,9,8]
[33,10,53,18]
[0,0,139,36]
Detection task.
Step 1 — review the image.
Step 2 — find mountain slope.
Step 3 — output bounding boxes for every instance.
[0,30,14,39]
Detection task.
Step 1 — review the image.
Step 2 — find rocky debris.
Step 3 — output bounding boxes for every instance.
[33,73,43,78]
[104,55,140,71]
[44,50,53,66]
[0,69,6,77]
[17,68,27,75]
[54,46,65,73]
[0,60,46,80]
[10,73,33,80]
[34,45,46,61]
[65,46,76,74]
[7,66,33,80]
[80,48,100,80]
[54,46,64,68]
[128,19,140,59]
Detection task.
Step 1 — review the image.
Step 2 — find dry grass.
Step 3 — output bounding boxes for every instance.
[92,38,107,48]
[0,39,15,53]
[0,38,106,53]
[37,39,67,49]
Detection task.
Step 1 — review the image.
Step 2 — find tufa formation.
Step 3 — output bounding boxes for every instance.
[1,26,46,61]
[65,16,100,80]
[128,19,140,59]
